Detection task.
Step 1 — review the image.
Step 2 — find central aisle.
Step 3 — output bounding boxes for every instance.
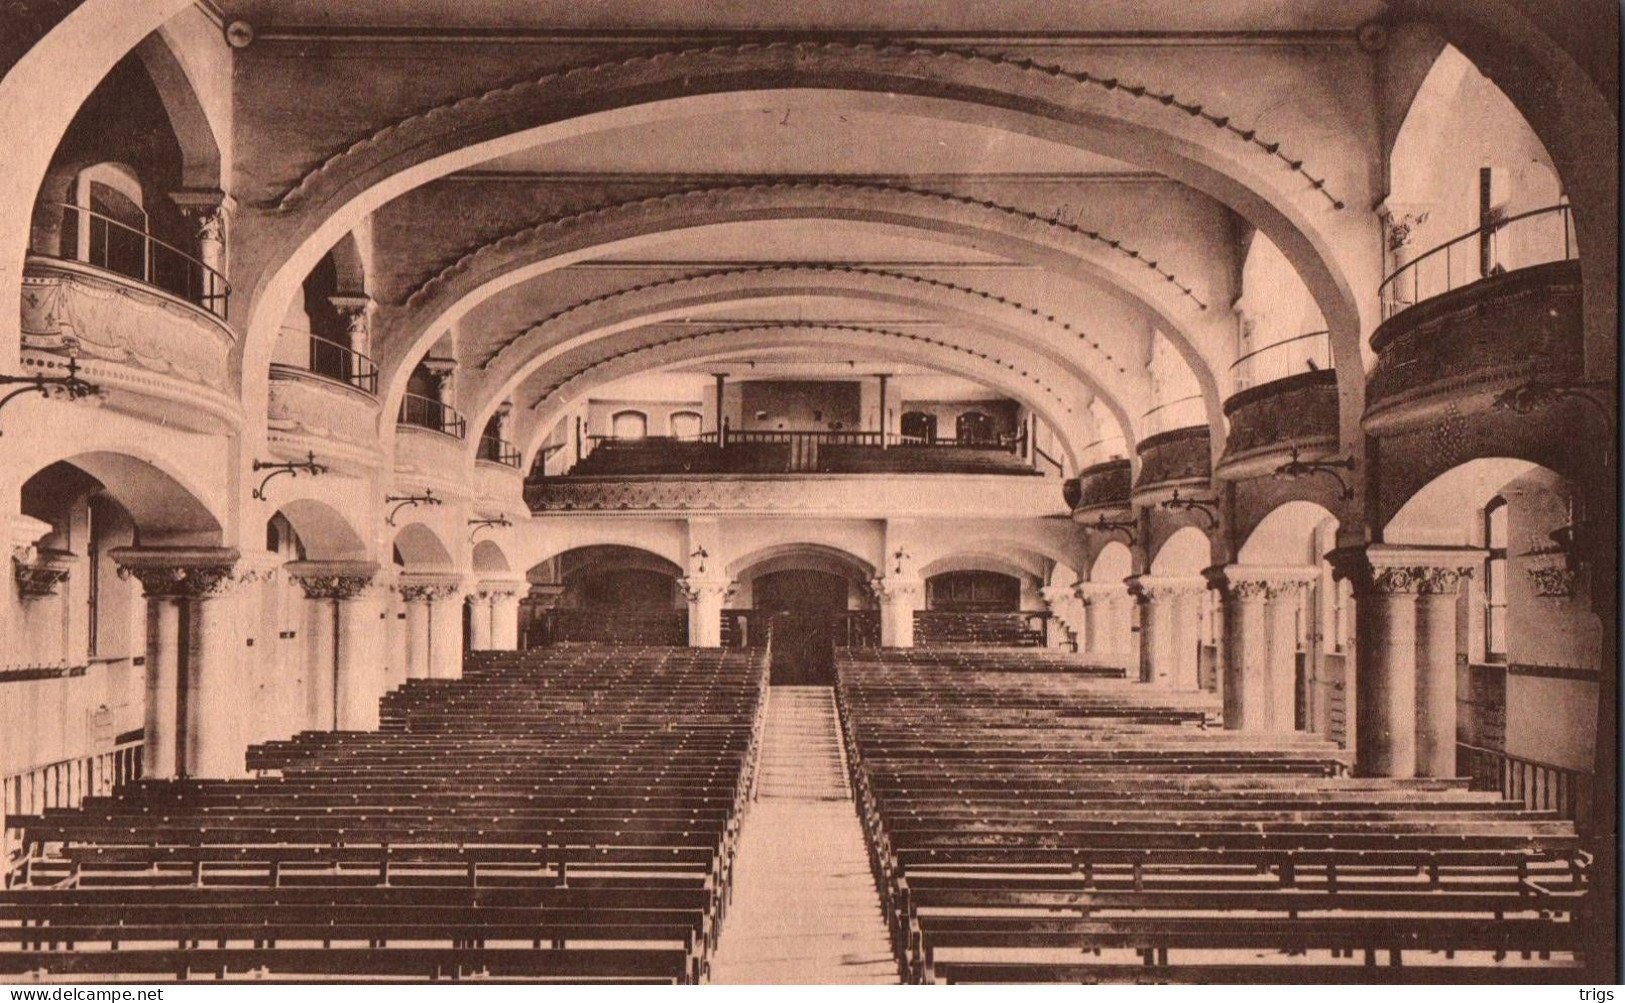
[707,686,901,985]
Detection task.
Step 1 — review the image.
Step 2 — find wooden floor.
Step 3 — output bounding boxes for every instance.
[708,687,900,985]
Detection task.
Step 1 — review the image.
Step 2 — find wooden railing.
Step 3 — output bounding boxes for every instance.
[43,202,231,317]
[1380,203,1576,321]
[1458,742,1594,835]
[4,733,143,875]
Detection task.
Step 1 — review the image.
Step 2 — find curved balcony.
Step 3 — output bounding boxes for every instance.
[473,435,526,511]
[38,202,230,317]
[20,253,238,435]
[1131,425,1212,502]
[398,393,466,439]
[267,333,384,467]
[1379,204,1575,322]
[1367,207,1582,436]
[1217,333,1338,480]
[1065,458,1132,520]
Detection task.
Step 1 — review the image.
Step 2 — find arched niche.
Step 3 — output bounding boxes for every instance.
[392,522,454,572]
[1090,541,1134,583]
[1238,500,1339,566]
[271,498,367,563]
[1149,525,1211,577]
[471,538,512,575]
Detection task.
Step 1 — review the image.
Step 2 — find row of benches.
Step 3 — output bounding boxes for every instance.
[2,645,770,983]
[834,647,1592,984]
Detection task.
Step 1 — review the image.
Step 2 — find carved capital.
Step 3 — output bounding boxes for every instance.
[1327,546,1477,597]
[1527,565,1577,598]
[1204,564,1316,602]
[398,582,461,603]
[295,574,375,601]
[170,189,234,243]
[679,577,735,603]
[869,575,923,604]
[1127,575,1207,602]
[110,547,241,599]
[328,294,374,338]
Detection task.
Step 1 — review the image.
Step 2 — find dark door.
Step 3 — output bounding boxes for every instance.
[956,410,995,444]
[901,411,936,443]
[754,569,850,685]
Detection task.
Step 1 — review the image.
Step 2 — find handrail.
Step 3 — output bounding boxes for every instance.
[4,736,143,874]
[1032,442,1064,476]
[1141,394,1205,438]
[301,331,379,394]
[1230,330,1333,392]
[1379,203,1576,321]
[398,392,467,439]
[477,434,523,468]
[1457,741,1593,835]
[45,202,230,318]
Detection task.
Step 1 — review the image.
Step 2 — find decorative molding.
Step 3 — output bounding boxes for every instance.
[523,473,1070,518]
[408,180,1209,312]
[678,576,735,602]
[397,581,462,602]
[1526,564,1577,598]
[281,41,1343,211]
[869,575,923,603]
[1325,546,1479,597]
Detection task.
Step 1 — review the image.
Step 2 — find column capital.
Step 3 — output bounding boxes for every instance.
[111,547,241,599]
[1039,585,1077,604]
[170,188,236,239]
[1327,545,1481,596]
[1126,574,1207,601]
[525,582,567,610]
[1073,581,1124,604]
[869,575,922,603]
[1204,564,1318,600]
[679,576,735,603]
[327,294,375,336]
[285,560,380,600]
[397,575,464,603]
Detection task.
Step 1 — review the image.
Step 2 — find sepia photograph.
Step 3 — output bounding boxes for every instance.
[0,0,1618,988]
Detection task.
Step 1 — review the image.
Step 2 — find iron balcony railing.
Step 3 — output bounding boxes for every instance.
[1077,436,1129,469]
[1230,330,1333,392]
[477,434,523,468]
[303,332,379,394]
[398,393,467,439]
[1379,203,1576,321]
[47,202,230,317]
[1141,394,1205,438]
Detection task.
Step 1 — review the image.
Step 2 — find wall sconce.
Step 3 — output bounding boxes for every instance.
[1160,490,1220,528]
[1274,445,1356,499]
[0,357,101,435]
[385,489,442,526]
[252,451,328,500]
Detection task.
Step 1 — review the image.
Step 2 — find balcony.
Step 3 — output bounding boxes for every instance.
[267,332,383,465]
[564,431,1043,477]
[1065,458,1132,520]
[395,394,470,495]
[398,393,467,439]
[473,435,525,510]
[1131,426,1212,501]
[524,472,1069,518]
[1367,205,1582,435]
[1216,333,1338,479]
[21,212,237,433]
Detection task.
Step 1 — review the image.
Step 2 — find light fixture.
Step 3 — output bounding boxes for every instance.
[1160,489,1220,528]
[385,489,442,526]
[468,515,513,541]
[1090,514,1138,546]
[1274,445,1356,499]
[252,451,328,500]
[0,357,101,435]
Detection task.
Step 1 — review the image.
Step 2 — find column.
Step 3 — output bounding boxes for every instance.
[384,581,408,691]
[303,590,338,730]
[400,586,434,679]
[171,190,233,281]
[186,575,246,778]
[429,585,465,679]
[872,576,923,648]
[1330,547,1478,779]
[1074,583,1118,663]
[877,373,889,449]
[1264,579,1312,733]
[112,549,241,779]
[1040,585,1083,650]
[489,589,521,651]
[328,294,374,360]
[1415,566,1473,778]
[681,577,733,648]
[467,591,494,651]
[1207,568,1271,732]
[713,373,728,447]
[336,583,387,731]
